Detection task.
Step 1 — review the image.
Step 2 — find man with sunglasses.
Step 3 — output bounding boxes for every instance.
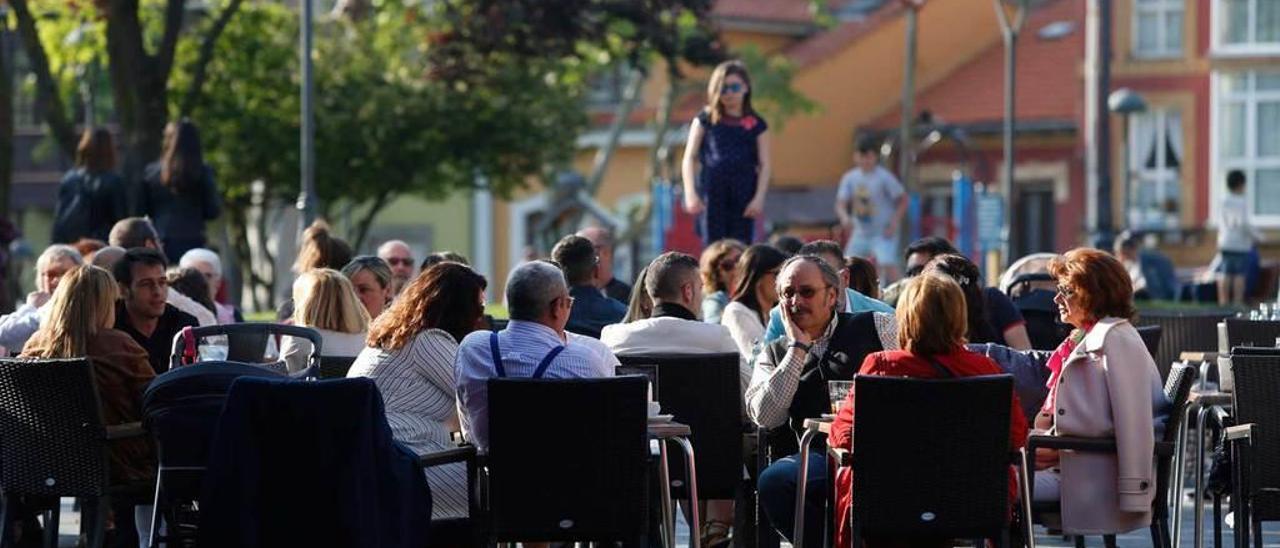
[760,240,893,348]
[552,234,626,339]
[377,239,416,297]
[747,255,897,547]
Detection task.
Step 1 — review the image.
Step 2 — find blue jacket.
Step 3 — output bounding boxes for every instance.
[566,285,627,339]
[200,377,433,547]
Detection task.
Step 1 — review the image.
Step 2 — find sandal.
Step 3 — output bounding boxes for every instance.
[700,519,732,548]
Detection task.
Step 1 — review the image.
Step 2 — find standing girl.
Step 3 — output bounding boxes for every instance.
[140,119,222,262]
[682,60,772,246]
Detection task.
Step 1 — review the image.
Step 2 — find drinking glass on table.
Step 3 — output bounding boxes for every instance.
[828,380,854,414]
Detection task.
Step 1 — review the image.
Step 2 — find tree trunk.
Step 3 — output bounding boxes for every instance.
[0,17,15,217]
[585,67,646,197]
[351,190,395,252]
[9,0,77,158]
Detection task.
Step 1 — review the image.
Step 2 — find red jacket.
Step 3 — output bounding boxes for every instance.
[828,348,1029,546]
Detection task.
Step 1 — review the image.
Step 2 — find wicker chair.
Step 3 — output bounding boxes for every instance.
[1224,319,1280,351]
[1136,310,1232,381]
[485,376,651,546]
[1027,362,1198,548]
[0,358,151,548]
[1222,353,1280,548]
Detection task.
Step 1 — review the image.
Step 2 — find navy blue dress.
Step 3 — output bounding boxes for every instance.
[696,110,768,245]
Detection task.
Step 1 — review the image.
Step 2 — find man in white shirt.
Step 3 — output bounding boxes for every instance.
[602,252,743,386]
[454,261,617,452]
[0,244,82,353]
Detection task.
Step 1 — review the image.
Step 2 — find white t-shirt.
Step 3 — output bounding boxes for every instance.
[836,165,904,237]
[1218,193,1261,252]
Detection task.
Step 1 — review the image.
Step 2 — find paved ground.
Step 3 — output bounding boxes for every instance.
[38,491,1280,547]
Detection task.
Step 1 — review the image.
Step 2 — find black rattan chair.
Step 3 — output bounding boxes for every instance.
[617,353,746,546]
[1028,362,1197,548]
[1222,352,1280,548]
[0,358,152,548]
[485,376,650,546]
[846,374,1022,547]
[1136,310,1232,381]
[1224,319,1280,353]
[1137,325,1163,362]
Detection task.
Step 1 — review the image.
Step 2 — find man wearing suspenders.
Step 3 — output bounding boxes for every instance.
[455,261,619,452]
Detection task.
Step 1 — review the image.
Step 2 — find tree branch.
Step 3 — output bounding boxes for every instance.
[155,0,186,79]
[9,0,77,158]
[352,190,395,251]
[180,0,245,116]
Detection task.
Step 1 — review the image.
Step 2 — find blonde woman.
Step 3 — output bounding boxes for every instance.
[21,265,155,482]
[698,238,745,324]
[280,269,370,373]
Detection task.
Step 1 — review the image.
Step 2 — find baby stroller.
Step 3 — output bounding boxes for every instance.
[142,323,323,547]
[1002,272,1072,351]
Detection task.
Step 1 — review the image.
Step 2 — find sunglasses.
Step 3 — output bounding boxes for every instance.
[721,83,746,94]
[386,258,414,267]
[1056,284,1076,298]
[781,285,830,300]
[718,259,738,271]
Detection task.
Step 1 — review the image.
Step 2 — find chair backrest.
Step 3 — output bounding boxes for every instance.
[1136,325,1163,362]
[169,323,324,373]
[486,376,649,543]
[1161,362,1198,444]
[143,361,285,468]
[1137,310,1232,381]
[617,353,743,499]
[1224,319,1280,351]
[1229,353,1280,505]
[851,374,1013,540]
[0,358,110,497]
[319,355,357,380]
[199,376,432,548]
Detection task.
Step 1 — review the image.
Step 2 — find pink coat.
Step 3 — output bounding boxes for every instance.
[1051,317,1163,534]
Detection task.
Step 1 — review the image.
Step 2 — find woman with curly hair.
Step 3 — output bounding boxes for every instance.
[347,261,487,519]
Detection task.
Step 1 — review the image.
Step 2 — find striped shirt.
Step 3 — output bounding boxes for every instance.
[455,320,618,452]
[348,329,467,519]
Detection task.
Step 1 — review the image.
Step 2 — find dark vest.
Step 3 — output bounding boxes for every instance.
[762,311,885,455]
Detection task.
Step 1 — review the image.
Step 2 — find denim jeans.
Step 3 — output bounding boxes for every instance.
[757,450,828,548]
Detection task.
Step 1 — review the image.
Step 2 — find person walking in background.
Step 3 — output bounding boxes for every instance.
[1215,170,1262,305]
[835,137,907,283]
[140,119,221,261]
[699,239,745,325]
[682,60,772,246]
[52,128,128,244]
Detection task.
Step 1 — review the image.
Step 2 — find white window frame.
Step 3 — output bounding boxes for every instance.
[1127,108,1183,229]
[1132,0,1185,59]
[1212,70,1280,227]
[1212,0,1280,56]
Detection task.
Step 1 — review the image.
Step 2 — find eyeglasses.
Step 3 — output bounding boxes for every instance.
[1056,285,1076,298]
[718,259,738,272]
[551,295,576,308]
[386,258,414,267]
[721,83,745,94]
[781,285,830,300]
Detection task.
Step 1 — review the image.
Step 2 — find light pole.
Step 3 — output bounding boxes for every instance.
[993,0,1029,267]
[1108,88,1147,231]
[897,0,924,194]
[298,0,317,230]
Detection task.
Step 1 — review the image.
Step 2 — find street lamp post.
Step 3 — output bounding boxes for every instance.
[1108,88,1147,232]
[298,0,317,229]
[993,0,1029,267]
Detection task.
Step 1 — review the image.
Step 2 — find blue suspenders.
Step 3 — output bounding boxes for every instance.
[489,331,565,379]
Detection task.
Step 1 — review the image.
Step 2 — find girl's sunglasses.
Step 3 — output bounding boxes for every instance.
[721,83,746,94]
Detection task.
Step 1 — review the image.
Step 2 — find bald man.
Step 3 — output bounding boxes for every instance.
[577,226,631,303]
[377,240,415,296]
